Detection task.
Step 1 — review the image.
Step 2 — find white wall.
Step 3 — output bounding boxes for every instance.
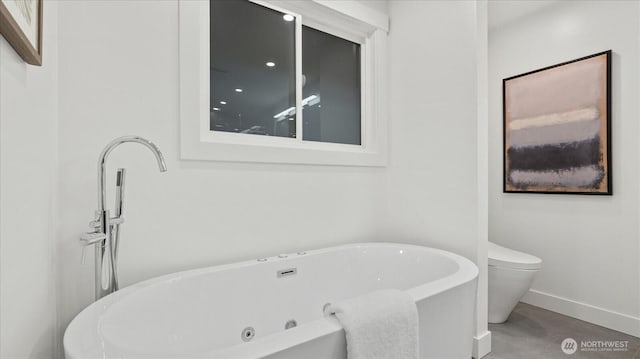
[359,0,388,14]
[489,0,640,336]
[474,1,491,356]
[0,1,58,358]
[386,0,479,259]
[385,1,489,357]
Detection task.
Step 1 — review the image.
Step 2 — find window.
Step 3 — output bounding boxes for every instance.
[302,26,361,145]
[210,0,362,145]
[210,0,296,138]
[180,0,389,165]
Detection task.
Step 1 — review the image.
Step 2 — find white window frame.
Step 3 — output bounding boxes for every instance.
[179,0,388,166]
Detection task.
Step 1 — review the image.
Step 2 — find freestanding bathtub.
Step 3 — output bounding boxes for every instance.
[64,243,478,359]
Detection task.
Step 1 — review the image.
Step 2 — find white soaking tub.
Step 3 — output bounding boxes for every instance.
[64,243,478,359]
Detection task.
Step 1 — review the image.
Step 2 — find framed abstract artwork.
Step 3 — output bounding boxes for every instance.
[503,50,611,195]
[0,0,42,66]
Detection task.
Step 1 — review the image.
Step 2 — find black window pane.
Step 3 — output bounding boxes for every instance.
[302,26,361,145]
[210,0,296,137]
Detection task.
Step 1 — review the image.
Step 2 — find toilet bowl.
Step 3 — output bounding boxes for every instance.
[488,241,542,323]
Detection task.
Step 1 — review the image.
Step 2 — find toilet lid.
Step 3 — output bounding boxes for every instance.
[488,242,542,270]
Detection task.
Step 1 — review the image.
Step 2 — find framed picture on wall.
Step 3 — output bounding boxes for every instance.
[503,50,611,195]
[0,0,42,66]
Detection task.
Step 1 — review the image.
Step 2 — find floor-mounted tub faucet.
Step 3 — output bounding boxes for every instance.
[80,136,167,300]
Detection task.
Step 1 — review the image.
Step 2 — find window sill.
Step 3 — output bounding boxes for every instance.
[181,137,386,167]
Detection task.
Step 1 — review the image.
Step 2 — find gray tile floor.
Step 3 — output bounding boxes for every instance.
[486,303,640,359]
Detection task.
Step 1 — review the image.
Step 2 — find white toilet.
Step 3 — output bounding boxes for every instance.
[488,241,542,323]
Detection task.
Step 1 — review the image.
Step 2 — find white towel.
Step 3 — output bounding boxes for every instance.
[329,289,419,359]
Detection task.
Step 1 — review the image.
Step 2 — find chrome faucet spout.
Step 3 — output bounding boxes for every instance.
[97,136,167,214]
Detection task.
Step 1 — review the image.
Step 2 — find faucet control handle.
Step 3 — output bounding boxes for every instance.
[80,231,106,264]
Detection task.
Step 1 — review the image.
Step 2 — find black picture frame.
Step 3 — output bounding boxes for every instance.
[503,50,612,195]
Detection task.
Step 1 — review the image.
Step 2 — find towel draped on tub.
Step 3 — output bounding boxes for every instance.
[329,289,419,359]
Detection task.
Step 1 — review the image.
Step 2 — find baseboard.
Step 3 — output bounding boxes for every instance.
[473,330,492,358]
[522,289,640,338]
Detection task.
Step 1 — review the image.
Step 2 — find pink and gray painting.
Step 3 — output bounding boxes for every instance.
[504,52,610,193]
